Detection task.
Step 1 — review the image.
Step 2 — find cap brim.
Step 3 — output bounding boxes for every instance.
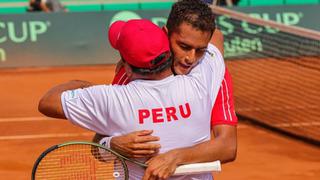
[108,21,126,49]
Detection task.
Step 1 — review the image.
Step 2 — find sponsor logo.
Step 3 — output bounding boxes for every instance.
[0,21,51,43]
[217,11,304,58]
[109,11,142,25]
[109,10,304,59]
[0,20,51,64]
[224,37,263,58]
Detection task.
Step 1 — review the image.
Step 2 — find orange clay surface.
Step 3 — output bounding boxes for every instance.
[0,65,319,179]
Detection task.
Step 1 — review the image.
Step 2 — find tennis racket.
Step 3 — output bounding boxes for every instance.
[32,141,221,180]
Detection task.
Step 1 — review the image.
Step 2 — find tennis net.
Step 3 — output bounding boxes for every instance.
[212,6,320,145]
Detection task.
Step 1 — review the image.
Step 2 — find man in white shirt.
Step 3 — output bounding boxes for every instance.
[38,19,224,179]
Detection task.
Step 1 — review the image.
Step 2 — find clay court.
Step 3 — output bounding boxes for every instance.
[0,64,319,179]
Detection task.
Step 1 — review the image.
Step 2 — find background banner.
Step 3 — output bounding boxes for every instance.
[0,5,319,68]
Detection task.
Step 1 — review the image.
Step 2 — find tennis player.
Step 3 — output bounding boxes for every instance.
[39,18,225,179]
[95,1,237,178]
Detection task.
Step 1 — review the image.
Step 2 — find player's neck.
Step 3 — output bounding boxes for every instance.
[131,68,173,81]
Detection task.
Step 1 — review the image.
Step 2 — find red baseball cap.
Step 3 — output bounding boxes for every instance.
[108,19,170,69]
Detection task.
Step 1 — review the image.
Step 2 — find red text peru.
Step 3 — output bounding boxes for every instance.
[138,103,191,124]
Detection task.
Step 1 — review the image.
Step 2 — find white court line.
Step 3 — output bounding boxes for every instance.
[2,127,249,140]
[2,117,317,141]
[237,104,318,112]
[4,117,318,128]
[237,124,249,129]
[275,122,320,127]
[0,133,93,140]
[0,116,248,141]
[2,116,319,128]
[0,116,58,122]
[0,117,93,140]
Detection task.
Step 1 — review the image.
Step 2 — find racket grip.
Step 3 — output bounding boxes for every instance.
[173,160,221,175]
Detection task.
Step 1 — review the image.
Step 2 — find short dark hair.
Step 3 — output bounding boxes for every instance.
[124,52,173,75]
[166,0,216,36]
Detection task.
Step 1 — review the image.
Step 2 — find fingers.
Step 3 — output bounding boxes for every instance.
[143,165,171,180]
[129,151,157,158]
[110,130,161,158]
[129,144,160,158]
[132,130,160,143]
[143,151,179,180]
[132,136,161,145]
[137,135,160,143]
[131,143,161,150]
[136,130,154,136]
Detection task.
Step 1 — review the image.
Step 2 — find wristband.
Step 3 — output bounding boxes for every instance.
[99,136,113,149]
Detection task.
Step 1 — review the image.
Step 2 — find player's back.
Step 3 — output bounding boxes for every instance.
[60,44,225,180]
[110,73,212,150]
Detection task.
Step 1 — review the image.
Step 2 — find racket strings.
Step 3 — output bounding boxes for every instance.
[34,144,127,180]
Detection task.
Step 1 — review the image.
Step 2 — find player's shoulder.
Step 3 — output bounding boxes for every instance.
[206,43,222,57]
[199,43,223,65]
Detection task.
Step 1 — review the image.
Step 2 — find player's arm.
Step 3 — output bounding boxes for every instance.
[38,80,93,119]
[94,130,161,158]
[208,29,237,162]
[207,27,237,161]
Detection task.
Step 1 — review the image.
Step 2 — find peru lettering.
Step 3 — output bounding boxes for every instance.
[138,103,191,124]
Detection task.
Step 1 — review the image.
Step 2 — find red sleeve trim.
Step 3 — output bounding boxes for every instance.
[211,68,238,126]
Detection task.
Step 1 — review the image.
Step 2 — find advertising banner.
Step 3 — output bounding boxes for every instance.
[0,5,319,68]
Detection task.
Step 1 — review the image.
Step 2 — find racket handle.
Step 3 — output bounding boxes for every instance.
[173,160,221,175]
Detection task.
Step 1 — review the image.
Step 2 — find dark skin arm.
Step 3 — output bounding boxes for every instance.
[93,130,161,158]
[38,80,93,118]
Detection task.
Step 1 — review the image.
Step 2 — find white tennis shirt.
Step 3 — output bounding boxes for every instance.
[61,44,225,180]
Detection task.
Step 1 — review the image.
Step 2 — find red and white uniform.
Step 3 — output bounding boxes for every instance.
[211,68,237,126]
[112,44,238,127]
[61,44,225,180]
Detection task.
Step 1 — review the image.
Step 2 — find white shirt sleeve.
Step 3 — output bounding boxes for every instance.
[61,85,111,135]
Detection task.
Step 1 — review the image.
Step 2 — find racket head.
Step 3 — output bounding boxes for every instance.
[31,141,129,180]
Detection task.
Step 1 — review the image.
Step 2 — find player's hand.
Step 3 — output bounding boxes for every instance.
[110,130,161,158]
[142,150,179,180]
